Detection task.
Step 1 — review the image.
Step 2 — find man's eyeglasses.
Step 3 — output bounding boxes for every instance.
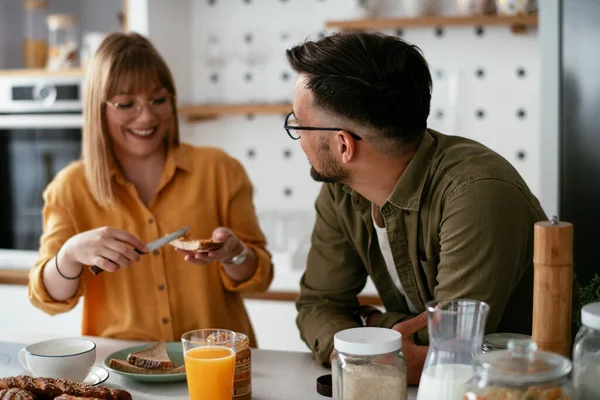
[105,94,175,120]
[283,111,362,141]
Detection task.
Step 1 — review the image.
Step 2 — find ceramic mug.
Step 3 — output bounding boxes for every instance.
[18,338,96,382]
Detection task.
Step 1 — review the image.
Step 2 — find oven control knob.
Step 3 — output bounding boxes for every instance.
[36,84,57,105]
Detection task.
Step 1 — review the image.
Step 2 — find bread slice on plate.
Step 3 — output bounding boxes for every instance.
[108,359,185,375]
[169,236,224,251]
[126,342,175,370]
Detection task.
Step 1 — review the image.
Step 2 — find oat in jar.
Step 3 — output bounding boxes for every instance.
[332,327,407,400]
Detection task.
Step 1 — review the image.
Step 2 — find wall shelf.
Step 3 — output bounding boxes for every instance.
[326,13,538,33]
[0,68,85,78]
[178,103,292,122]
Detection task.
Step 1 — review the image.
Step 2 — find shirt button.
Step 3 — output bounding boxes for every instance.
[153,249,160,256]
[148,218,154,224]
[403,210,410,216]
[158,284,165,291]
[162,317,169,324]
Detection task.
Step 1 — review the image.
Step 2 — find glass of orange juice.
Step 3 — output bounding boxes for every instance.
[182,329,237,400]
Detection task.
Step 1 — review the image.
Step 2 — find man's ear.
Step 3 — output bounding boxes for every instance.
[336,130,357,164]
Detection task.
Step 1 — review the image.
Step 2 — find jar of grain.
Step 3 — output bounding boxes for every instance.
[22,0,48,68]
[464,339,574,400]
[332,327,407,400]
[233,333,251,400]
[45,14,78,71]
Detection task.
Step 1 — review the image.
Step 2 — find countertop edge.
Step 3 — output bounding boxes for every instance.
[0,269,383,305]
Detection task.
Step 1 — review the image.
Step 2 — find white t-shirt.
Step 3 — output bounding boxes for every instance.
[372,208,418,313]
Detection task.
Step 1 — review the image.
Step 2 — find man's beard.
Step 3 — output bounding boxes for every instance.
[309,144,348,183]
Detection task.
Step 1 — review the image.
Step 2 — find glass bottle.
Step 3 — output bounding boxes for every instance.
[22,0,48,68]
[465,339,575,399]
[416,299,489,400]
[573,302,600,400]
[332,327,407,400]
[46,14,78,71]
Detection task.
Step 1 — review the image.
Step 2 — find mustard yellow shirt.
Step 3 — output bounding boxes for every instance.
[28,144,273,346]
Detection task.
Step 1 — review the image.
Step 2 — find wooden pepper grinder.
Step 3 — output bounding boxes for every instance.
[532,216,574,358]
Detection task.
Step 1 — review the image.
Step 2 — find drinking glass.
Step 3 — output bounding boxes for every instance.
[182,329,237,400]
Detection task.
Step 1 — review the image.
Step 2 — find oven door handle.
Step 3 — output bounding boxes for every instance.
[0,114,83,129]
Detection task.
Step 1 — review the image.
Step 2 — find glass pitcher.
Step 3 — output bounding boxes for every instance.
[416,299,489,400]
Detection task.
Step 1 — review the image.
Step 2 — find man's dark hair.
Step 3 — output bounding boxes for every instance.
[286,31,432,146]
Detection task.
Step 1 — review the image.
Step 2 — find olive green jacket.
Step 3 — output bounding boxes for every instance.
[296,129,547,364]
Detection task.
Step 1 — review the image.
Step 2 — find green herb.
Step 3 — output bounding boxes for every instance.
[576,274,600,328]
[580,274,600,306]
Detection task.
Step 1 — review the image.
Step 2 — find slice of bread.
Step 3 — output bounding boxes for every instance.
[108,359,185,375]
[170,237,224,251]
[126,342,175,370]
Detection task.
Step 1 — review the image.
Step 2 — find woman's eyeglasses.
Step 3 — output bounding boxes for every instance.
[105,94,175,120]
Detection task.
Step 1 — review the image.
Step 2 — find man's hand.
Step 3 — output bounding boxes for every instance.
[391,311,429,385]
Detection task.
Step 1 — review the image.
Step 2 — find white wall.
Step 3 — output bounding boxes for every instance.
[126,1,551,219]
[140,0,550,268]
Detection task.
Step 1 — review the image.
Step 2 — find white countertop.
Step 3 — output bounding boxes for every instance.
[0,250,38,270]
[0,336,417,399]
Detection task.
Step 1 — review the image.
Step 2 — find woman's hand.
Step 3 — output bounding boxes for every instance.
[178,227,244,265]
[61,227,148,273]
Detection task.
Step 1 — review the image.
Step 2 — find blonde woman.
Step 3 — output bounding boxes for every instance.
[28,32,273,346]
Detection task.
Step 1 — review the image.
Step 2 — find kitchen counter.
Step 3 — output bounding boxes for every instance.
[0,336,418,399]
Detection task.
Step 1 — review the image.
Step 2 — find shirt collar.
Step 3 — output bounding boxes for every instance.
[386,129,435,211]
[343,129,436,212]
[110,144,192,183]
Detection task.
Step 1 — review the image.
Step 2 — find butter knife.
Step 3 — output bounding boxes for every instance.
[89,226,189,276]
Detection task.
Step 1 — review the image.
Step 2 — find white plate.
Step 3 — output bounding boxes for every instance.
[22,365,109,386]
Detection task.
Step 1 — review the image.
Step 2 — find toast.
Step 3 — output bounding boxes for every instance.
[108,359,185,375]
[126,342,175,370]
[169,236,224,252]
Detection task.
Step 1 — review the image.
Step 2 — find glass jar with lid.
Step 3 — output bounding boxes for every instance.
[482,333,532,353]
[464,339,575,400]
[573,302,600,400]
[45,13,78,71]
[233,332,251,400]
[22,0,48,68]
[331,327,407,400]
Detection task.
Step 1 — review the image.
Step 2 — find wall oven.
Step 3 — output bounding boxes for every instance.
[0,75,82,268]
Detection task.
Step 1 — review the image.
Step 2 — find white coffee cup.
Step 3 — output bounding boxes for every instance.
[18,338,96,382]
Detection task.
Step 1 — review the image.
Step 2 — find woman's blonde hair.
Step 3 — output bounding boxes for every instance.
[82,32,180,209]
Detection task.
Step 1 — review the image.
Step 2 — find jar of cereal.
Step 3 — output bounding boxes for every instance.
[332,327,406,400]
[464,339,574,400]
[45,14,77,70]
